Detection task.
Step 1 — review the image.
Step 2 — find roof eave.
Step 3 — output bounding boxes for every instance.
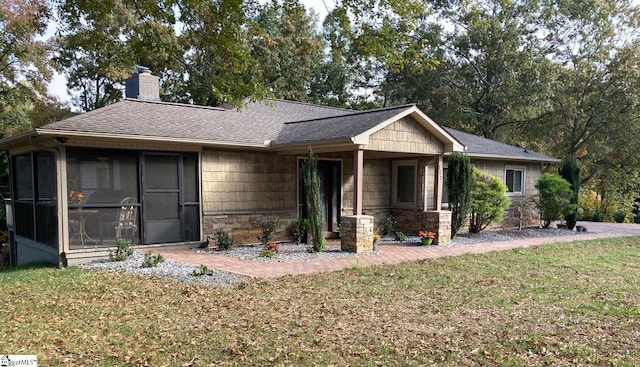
[0,129,39,149]
[37,129,271,150]
[450,152,560,163]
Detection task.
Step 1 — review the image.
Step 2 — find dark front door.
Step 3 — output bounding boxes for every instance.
[298,159,341,232]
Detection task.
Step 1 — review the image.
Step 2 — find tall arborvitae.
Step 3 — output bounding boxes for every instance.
[303,147,325,252]
[447,152,474,237]
[559,154,580,230]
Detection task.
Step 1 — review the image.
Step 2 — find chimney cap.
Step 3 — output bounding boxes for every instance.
[135,65,151,74]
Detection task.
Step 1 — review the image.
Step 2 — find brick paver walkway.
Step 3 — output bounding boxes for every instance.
[155,221,640,279]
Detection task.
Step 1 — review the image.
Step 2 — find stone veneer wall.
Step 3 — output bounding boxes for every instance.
[391,208,452,244]
[202,211,297,244]
[340,215,374,253]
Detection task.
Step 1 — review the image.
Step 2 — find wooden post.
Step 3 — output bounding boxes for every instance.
[353,149,364,215]
[434,154,443,211]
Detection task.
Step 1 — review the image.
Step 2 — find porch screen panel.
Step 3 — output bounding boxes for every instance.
[66,149,140,248]
[14,154,34,239]
[146,193,179,220]
[183,154,199,241]
[35,152,57,247]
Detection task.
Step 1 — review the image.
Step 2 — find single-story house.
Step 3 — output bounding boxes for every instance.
[1,69,558,266]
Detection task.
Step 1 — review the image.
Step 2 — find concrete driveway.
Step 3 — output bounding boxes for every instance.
[575,221,640,236]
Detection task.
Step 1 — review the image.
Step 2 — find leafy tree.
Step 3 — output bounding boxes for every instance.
[0,0,52,126]
[303,147,325,252]
[447,152,473,237]
[250,0,324,102]
[54,0,270,109]
[535,173,576,229]
[324,0,439,105]
[559,154,580,230]
[384,0,556,141]
[469,169,510,233]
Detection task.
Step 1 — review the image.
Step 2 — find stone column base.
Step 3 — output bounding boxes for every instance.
[423,210,451,245]
[340,215,374,253]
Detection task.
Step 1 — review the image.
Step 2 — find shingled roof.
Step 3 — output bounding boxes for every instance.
[39,98,355,146]
[444,127,559,163]
[5,97,555,162]
[275,105,411,145]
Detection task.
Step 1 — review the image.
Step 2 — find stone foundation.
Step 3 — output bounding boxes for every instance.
[340,215,374,253]
[203,210,297,244]
[390,208,452,244]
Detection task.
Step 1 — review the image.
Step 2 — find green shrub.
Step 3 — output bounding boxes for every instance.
[257,220,276,246]
[469,169,511,233]
[613,210,627,223]
[382,216,396,236]
[292,218,311,245]
[215,228,235,250]
[260,248,277,258]
[393,231,407,242]
[447,152,474,237]
[109,238,133,261]
[535,173,576,228]
[304,147,325,252]
[559,154,580,230]
[592,211,604,222]
[142,252,165,268]
[192,264,214,276]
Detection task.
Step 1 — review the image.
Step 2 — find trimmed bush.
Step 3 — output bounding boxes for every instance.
[292,218,311,245]
[559,154,580,230]
[613,210,627,223]
[469,169,511,233]
[215,228,235,250]
[257,220,276,246]
[447,152,474,237]
[535,173,576,228]
[304,147,325,252]
[592,211,604,222]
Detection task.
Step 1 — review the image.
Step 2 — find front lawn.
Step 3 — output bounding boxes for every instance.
[2,237,640,366]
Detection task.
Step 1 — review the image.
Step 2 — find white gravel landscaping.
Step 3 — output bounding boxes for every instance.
[81,227,587,286]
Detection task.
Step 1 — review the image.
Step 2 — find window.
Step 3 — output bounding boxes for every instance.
[392,160,417,205]
[442,166,449,204]
[505,166,525,195]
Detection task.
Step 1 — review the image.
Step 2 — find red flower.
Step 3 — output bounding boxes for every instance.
[418,230,436,239]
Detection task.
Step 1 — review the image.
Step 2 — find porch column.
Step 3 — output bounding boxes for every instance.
[353,148,364,215]
[433,154,443,211]
[58,146,70,263]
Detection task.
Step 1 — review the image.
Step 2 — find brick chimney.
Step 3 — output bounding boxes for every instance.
[125,66,160,101]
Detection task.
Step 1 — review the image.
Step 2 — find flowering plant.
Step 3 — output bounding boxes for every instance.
[69,190,84,204]
[418,230,436,240]
[373,226,381,244]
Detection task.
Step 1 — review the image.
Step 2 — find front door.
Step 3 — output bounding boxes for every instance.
[298,159,341,232]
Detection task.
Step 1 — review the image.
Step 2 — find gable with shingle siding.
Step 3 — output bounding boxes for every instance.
[366,116,444,154]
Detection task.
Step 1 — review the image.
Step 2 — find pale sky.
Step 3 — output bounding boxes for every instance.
[47,0,333,104]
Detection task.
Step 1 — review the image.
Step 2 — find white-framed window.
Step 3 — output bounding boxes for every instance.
[392,160,417,206]
[505,166,525,195]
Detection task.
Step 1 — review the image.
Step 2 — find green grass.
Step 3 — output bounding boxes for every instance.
[2,237,640,366]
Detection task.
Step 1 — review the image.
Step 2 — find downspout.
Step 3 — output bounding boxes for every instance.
[29,136,68,267]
